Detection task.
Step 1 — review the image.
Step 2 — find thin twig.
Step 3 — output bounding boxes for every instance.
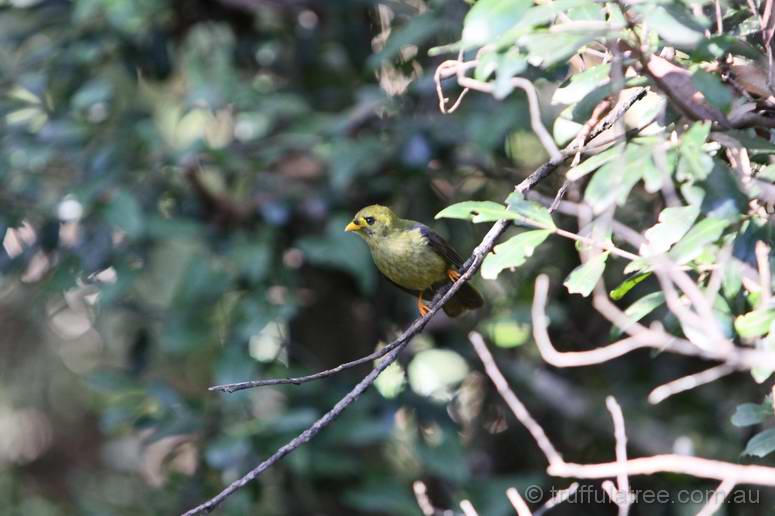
[606,397,632,516]
[549,455,775,486]
[533,483,579,516]
[459,499,479,516]
[696,479,736,516]
[413,481,436,516]
[469,331,563,465]
[506,488,533,516]
[648,364,736,405]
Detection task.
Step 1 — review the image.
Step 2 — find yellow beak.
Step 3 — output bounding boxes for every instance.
[345,221,362,232]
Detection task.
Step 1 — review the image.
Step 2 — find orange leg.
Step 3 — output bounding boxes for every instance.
[447,269,461,282]
[417,290,430,317]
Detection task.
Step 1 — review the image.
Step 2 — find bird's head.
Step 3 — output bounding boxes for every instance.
[344,205,397,241]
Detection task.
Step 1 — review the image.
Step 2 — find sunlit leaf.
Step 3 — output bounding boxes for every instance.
[436,201,517,223]
[481,230,551,280]
[462,0,532,47]
[641,205,700,255]
[506,193,556,229]
[735,310,775,339]
[743,428,775,457]
[563,252,608,297]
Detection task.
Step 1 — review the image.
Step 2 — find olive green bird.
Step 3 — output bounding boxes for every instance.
[345,205,483,317]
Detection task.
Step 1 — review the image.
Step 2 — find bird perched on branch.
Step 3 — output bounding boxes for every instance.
[345,205,483,317]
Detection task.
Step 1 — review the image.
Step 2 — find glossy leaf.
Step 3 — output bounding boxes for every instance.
[563,252,608,297]
[436,201,518,223]
[481,230,551,280]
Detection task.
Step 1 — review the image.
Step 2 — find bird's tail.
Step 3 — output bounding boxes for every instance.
[442,282,484,317]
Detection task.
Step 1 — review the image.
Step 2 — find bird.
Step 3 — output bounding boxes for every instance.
[345,205,483,317]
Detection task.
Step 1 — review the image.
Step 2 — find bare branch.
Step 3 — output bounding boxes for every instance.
[696,479,737,516]
[549,455,775,486]
[413,481,437,516]
[606,397,632,516]
[459,499,479,516]
[506,488,533,516]
[648,364,737,405]
[469,331,563,465]
[533,483,579,516]
[209,342,398,392]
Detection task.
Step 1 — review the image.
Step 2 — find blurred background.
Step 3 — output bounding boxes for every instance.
[0,0,770,514]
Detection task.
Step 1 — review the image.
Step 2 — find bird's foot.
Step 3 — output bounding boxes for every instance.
[417,291,430,317]
[447,269,461,282]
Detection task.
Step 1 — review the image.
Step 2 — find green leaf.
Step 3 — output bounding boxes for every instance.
[678,122,713,180]
[612,291,665,337]
[525,30,606,68]
[493,49,528,99]
[368,14,441,67]
[505,193,556,229]
[731,403,771,428]
[743,428,775,457]
[563,252,608,297]
[641,4,705,48]
[552,63,611,105]
[462,0,532,48]
[566,144,622,181]
[435,201,517,223]
[668,217,730,265]
[584,144,651,213]
[692,70,732,112]
[106,190,143,238]
[481,230,551,280]
[735,310,775,339]
[475,51,499,82]
[718,130,775,156]
[641,205,700,254]
[485,319,530,348]
[609,271,653,300]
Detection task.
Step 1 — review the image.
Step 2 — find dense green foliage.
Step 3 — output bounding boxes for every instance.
[1,0,774,515]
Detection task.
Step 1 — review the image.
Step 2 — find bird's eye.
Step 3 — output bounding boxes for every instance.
[364,216,375,225]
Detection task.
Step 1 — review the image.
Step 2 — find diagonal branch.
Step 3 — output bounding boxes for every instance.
[182,65,649,515]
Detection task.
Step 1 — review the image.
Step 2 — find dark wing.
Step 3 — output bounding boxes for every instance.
[414,223,464,268]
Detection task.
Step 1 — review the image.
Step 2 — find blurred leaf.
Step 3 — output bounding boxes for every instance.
[668,217,730,265]
[481,230,551,280]
[462,0,532,48]
[612,291,665,337]
[641,3,705,48]
[493,48,528,99]
[566,144,622,181]
[641,205,700,254]
[678,122,713,180]
[563,252,608,297]
[525,30,606,68]
[610,271,653,300]
[743,428,775,457]
[486,319,530,348]
[735,310,775,339]
[692,70,733,112]
[369,14,441,67]
[505,193,556,229]
[105,190,143,238]
[552,63,610,105]
[585,144,650,213]
[731,403,772,427]
[436,201,517,223]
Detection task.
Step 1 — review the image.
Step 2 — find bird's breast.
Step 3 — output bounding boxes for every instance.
[369,230,447,291]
